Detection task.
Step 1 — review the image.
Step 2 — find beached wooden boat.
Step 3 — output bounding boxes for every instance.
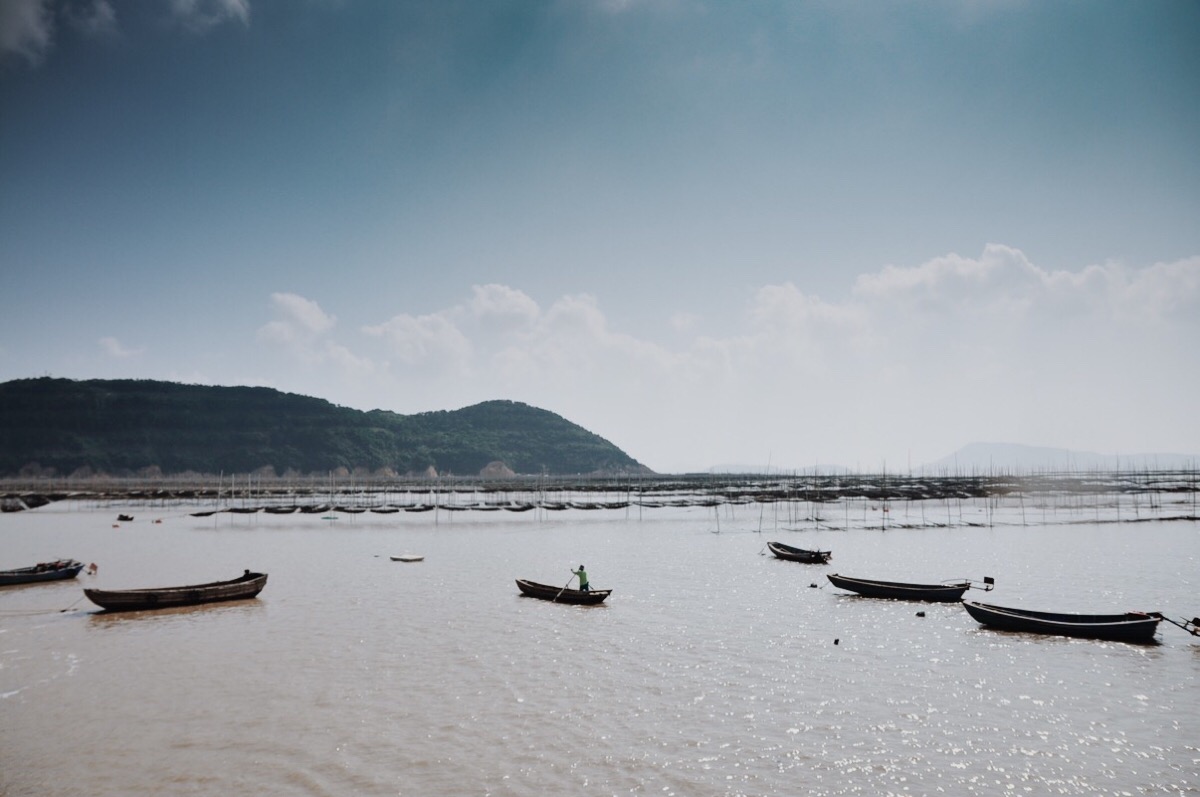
[390,554,424,562]
[767,541,831,564]
[0,559,85,586]
[827,573,993,602]
[963,601,1162,642]
[515,579,611,605]
[84,570,267,612]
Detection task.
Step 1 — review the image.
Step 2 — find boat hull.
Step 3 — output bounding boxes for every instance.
[827,573,969,602]
[515,579,611,605]
[963,601,1161,642]
[84,571,267,612]
[767,541,831,564]
[0,560,85,586]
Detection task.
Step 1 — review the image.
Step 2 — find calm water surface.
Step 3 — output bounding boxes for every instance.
[2,502,1197,796]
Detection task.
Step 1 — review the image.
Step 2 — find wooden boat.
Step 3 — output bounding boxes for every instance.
[0,559,85,586]
[515,579,611,605]
[827,573,993,602]
[390,554,424,562]
[84,570,267,612]
[963,601,1162,642]
[767,541,831,564]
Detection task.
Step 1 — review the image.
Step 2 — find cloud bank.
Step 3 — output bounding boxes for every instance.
[253,247,1200,472]
[0,0,246,64]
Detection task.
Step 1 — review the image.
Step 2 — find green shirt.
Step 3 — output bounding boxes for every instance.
[573,567,588,587]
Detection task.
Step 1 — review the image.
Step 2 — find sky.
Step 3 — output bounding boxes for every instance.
[1,0,1198,474]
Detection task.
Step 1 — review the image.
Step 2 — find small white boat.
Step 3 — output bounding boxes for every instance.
[390,554,424,562]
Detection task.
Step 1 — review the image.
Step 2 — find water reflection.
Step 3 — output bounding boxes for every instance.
[85,598,265,627]
[1,505,1197,796]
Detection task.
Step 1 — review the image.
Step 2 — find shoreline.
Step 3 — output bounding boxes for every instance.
[3,469,1197,521]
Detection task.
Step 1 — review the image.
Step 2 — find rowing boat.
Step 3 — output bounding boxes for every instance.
[84,570,267,612]
[390,554,424,562]
[767,541,831,564]
[0,559,85,586]
[963,601,1161,642]
[827,573,992,602]
[515,579,611,605]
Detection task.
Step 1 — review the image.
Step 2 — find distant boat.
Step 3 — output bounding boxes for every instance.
[117,514,133,522]
[84,570,267,612]
[0,559,85,586]
[963,601,1162,643]
[390,554,424,562]
[827,573,993,602]
[515,579,611,605]
[767,541,831,564]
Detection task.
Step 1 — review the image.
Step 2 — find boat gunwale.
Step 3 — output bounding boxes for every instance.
[515,578,612,602]
[83,571,267,611]
[828,573,969,591]
[767,541,831,558]
[0,559,86,585]
[963,600,1163,631]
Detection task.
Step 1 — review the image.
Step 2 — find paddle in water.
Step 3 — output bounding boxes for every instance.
[553,572,576,602]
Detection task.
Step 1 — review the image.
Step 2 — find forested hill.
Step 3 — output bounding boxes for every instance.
[0,378,648,478]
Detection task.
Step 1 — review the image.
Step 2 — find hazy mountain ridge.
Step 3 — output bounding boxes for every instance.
[709,443,1199,476]
[918,442,1199,474]
[0,378,648,478]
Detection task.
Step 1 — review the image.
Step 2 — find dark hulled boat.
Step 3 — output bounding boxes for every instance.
[515,579,611,605]
[827,573,992,602]
[0,559,85,586]
[84,570,267,612]
[963,601,1162,643]
[767,541,831,564]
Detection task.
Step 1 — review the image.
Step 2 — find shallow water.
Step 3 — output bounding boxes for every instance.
[2,501,1197,796]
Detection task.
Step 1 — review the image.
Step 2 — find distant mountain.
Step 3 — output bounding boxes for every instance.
[0,377,649,478]
[918,442,1198,474]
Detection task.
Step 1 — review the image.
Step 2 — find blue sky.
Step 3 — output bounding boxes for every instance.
[2,0,1198,473]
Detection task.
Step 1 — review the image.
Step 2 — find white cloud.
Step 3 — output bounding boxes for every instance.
[362,312,473,369]
[252,251,1200,472]
[265,292,335,336]
[98,336,143,359]
[466,284,540,335]
[0,0,53,64]
[169,0,250,32]
[67,0,117,39]
[255,292,379,381]
[1,0,244,67]
[670,312,698,333]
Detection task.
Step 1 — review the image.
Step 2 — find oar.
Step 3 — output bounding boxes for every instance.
[1152,613,1200,636]
[554,573,576,602]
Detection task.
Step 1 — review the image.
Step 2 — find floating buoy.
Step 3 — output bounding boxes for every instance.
[834,638,840,645]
